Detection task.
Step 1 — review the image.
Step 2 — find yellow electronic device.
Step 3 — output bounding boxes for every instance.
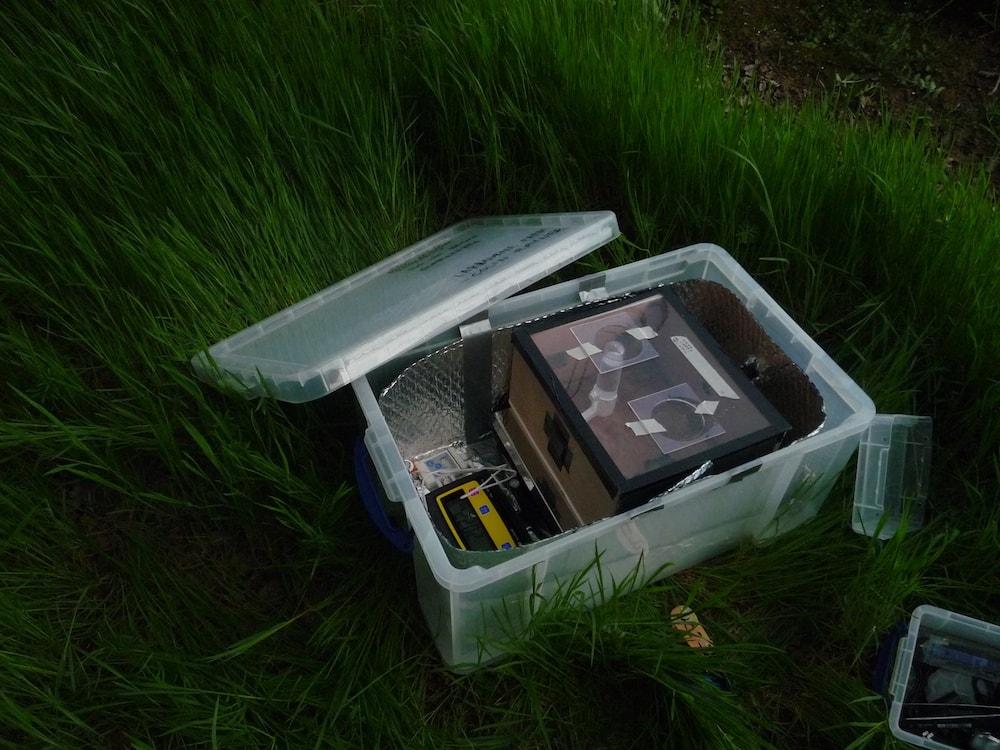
[430,472,517,552]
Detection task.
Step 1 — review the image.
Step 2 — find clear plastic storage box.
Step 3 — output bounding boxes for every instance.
[888,606,1000,749]
[193,212,876,669]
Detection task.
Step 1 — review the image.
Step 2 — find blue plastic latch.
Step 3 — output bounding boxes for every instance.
[353,437,414,554]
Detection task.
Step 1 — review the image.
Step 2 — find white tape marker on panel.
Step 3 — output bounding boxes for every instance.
[671,336,740,399]
[627,326,658,340]
[626,419,666,436]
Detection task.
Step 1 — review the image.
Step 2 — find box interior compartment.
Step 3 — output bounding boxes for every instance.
[377,279,825,565]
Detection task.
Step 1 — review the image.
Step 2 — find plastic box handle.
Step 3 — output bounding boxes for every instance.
[353,437,414,554]
[888,634,912,699]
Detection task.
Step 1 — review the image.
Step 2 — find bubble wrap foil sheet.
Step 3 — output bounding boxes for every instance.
[672,279,825,441]
[378,333,514,463]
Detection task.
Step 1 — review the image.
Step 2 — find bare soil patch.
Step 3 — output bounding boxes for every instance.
[704,0,1000,177]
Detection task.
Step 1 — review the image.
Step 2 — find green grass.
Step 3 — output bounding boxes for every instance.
[2,0,999,747]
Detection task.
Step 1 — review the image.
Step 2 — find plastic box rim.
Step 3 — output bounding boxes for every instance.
[357,242,877,592]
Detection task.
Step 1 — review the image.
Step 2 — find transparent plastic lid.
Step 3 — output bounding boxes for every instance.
[192,212,621,403]
[852,414,932,540]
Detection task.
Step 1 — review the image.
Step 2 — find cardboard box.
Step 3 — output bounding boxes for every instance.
[507,289,791,527]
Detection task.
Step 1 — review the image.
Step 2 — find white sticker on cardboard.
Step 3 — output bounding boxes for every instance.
[627,326,658,340]
[695,400,719,415]
[671,336,740,399]
[626,419,666,436]
[566,342,601,360]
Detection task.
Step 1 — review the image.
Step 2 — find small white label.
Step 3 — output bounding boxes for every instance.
[671,336,740,400]
[626,419,666,436]
[566,342,601,360]
[695,400,719,415]
[627,326,658,340]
